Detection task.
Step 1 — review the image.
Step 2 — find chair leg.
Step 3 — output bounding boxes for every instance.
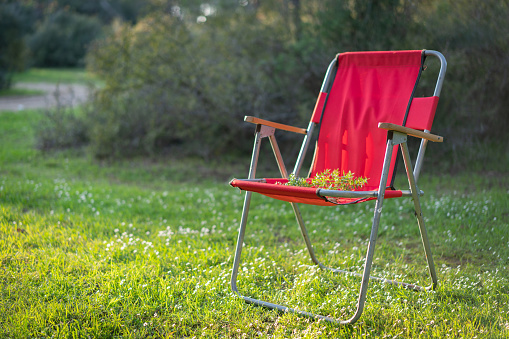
[230,191,252,295]
[344,137,395,323]
[231,127,264,294]
[400,142,438,289]
[290,202,325,268]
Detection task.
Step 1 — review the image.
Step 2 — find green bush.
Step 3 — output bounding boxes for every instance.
[51,0,148,24]
[85,11,307,159]
[0,2,30,89]
[425,0,509,143]
[35,104,89,151]
[29,10,103,67]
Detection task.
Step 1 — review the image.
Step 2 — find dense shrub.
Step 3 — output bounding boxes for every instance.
[52,0,148,24]
[0,2,31,89]
[29,10,103,67]
[85,12,308,158]
[35,86,90,151]
[36,105,89,151]
[424,0,509,143]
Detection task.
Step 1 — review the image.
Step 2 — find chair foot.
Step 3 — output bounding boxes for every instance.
[320,264,430,291]
[236,293,355,325]
[232,261,431,326]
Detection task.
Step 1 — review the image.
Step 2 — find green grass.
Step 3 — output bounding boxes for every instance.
[12,68,101,86]
[0,109,508,337]
[0,88,45,97]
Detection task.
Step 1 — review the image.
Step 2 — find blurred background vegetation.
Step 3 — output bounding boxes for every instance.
[1,0,508,172]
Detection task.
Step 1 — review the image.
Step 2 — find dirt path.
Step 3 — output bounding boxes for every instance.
[0,82,92,112]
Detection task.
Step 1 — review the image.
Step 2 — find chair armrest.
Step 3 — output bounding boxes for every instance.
[378,122,443,142]
[245,116,307,135]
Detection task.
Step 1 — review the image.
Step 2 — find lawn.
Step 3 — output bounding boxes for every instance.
[0,107,508,337]
[12,68,100,85]
[0,87,45,98]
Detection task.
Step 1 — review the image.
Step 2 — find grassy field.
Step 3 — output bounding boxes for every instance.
[0,88,45,98]
[0,105,508,337]
[0,68,101,99]
[12,68,100,85]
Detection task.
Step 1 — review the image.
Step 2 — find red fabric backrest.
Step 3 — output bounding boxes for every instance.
[309,50,424,189]
[406,96,439,131]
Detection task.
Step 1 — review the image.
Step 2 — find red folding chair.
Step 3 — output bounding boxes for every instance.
[229,50,447,324]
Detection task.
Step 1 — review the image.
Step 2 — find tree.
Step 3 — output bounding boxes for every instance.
[0,1,32,89]
[29,9,103,67]
[422,0,509,155]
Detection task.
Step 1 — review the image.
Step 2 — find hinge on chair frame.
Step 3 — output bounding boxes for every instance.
[256,124,276,138]
[390,131,407,146]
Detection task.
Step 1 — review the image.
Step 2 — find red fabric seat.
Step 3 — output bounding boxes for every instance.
[230,178,403,206]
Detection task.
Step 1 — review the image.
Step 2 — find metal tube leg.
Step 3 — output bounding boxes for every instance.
[269,135,289,179]
[290,202,325,268]
[231,130,263,293]
[414,137,429,183]
[231,191,252,293]
[400,142,438,289]
[269,131,325,269]
[347,138,395,323]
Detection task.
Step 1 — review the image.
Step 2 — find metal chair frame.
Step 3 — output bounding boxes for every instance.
[230,50,447,324]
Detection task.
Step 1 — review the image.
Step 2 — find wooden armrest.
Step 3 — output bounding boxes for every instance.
[378,122,443,142]
[244,116,307,135]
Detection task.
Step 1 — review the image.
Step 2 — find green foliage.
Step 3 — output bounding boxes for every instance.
[284,173,312,187]
[0,87,44,97]
[0,2,31,89]
[84,10,300,158]
[312,169,368,191]
[312,0,420,51]
[284,170,368,191]
[35,105,89,151]
[423,0,509,153]
[0,0,148,71]
[13,67,100,85]
[29,10,103,67]
[53,0,148,24]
